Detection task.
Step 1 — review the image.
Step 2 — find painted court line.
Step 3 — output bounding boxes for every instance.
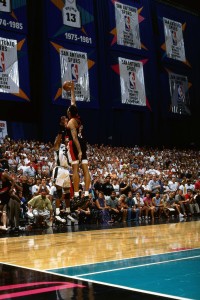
[47,247,200,271]
[76,255,200,277]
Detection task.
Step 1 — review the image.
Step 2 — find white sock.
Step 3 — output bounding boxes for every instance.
[66,207,70,213]
[74,192,79,197]
[56,208,60,215]
[84,191,89,196]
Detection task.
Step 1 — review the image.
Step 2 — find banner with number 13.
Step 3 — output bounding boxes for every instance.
[62,0,81,28]
[0,0,11,13]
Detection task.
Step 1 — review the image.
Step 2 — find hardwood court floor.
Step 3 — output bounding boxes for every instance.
[0,219,200,271]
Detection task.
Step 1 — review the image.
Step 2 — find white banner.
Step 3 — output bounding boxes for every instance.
[115,2,141,49]
[163,17,185,62]
[169,73,190,115]
[60,49,90,102]
[62,0,81,28]
[0,120,8,142]
[0,37,19,93]
[119,57,146,106]
[0,0,11,13]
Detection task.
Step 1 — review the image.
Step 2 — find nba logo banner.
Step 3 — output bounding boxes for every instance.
[125,16,131,32]
[169,72,190,115]
[115,1,141,49]
[60,48,90,102]
[0,37,19,94]
[119,57,146,106]
[71,64,79,82]
[163,18,186,62]
[0,52,5,72]
[129,72,136,89]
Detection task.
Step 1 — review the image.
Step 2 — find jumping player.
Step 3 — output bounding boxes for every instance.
[63,81,91,210]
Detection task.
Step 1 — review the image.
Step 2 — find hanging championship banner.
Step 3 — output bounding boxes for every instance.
[0,0,11,12]
[169,73,190,115]
[119,57,146,106]
[163,18,185,62]
[0,37,19,93]
[60,49,90,102]
[0,120,8,142]
[62,0,81,28]
[115,2,141,49]
[46,0,95,46]
[0,0,27,33]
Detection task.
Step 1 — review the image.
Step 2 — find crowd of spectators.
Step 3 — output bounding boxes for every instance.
[0,136,200,233]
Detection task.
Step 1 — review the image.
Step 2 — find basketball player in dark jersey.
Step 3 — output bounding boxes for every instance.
[63,81,91,210]
[0,170,22,230]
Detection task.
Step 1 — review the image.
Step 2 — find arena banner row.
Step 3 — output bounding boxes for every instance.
[0,30,30,102]
[49,40,98,108]
[45,0,96,47]
[0,0,28,34]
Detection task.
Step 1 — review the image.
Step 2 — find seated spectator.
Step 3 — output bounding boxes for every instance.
[133,192,145,220]
[148,175,161,196]
[143,192,155,220]
[168,191,184,218]
[76,206,91,225]
[95,191,110,224]
[125,191,139,222]
[27,191,53,227]
[118,194,128,222]
[185,189,200,215]
[106,191,121,223]
[152,192,164,219]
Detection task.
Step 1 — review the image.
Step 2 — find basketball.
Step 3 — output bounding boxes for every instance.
[63,81,71,91]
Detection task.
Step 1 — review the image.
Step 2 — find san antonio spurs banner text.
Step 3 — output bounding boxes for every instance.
[163,17,185,62]
[60,49,90,102]
[0,37,19,93]
[115,2,141,49]
[119,57,146,106]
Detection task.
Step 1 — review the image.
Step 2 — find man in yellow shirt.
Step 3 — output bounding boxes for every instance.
[27,191,53,226]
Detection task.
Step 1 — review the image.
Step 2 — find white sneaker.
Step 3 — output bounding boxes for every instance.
[67,215,76,222]
[179,213,184,218]
[0,225,8,231]
[55,216,66,223]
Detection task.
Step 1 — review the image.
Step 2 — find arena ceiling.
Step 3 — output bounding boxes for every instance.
[161,0,200,15]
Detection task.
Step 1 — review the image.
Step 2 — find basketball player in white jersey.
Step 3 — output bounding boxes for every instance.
[50,118,75,223]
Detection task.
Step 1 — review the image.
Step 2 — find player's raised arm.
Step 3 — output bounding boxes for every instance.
[63,81,76,106]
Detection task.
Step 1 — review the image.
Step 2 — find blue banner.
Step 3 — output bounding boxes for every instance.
[46,0,96,47]
[0,0,27,34]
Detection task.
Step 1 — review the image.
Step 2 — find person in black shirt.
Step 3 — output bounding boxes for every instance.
[119,177,132,196]
[102,175,114,199]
